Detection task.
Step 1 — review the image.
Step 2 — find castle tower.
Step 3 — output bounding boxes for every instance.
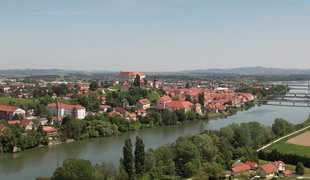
[153,75,159,89]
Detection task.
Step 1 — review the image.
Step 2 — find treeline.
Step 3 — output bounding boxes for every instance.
[235,85,289,99]
[37,118,303,180]
[0,123,50,153]
[258,148,310,168]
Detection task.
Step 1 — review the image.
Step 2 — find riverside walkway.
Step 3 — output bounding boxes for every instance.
[257,125,310,152]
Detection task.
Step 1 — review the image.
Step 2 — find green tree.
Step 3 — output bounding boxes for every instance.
[134,74,140,87]
[89,81,99,91]
[51,158,94,180]
[175,140,200,166]
[46,111,53,125]
[296,162,305,175]
[201,161,225,180]
[192,134,218,162]
[134,136,145,176]
[185,94,192,102]
[37,124,45,134]
[198,93,205,107]
[123,138,134,180]
[71,107,77,117]
[13,113,19,120]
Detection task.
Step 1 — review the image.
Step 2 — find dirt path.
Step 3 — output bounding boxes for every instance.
[257,125,310,152]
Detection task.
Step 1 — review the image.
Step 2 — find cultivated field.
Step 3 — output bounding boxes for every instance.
[287,131,310,147]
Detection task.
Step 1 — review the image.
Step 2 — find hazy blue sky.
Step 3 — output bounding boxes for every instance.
[1,0,310,71]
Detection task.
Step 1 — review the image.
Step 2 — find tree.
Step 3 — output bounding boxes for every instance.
[185,82,191,89]
[175,140,201,166]
[192,134,218,162]
[296,162,305,175]
[71,107,77,117]
[134,74,140,87]
[37,124,45,134]
[13,113,19,120]
[134,136,145,176]
[198,93,205,107]
[185,94,192,102]
[89,81,99,91]
[46,111,53,125]
[201,161,225,180]
[123,138,134,180]
[51,158,94,180]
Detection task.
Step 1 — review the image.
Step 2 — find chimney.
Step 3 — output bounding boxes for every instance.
[56,101,60,118]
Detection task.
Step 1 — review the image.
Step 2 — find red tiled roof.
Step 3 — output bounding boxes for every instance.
[113,107,127,113]
[139,99,150,105]
[122,81,129,86]
[128,113,137,118]
[100,105,111,109]
[53,117,63,122]
[137,109,147,114]
[273,161,285,167]
[232,163,251,173]
[109,112,122,117]
[122,98,128,102]
[43,126,57,133]
[283,170,291,175]
[119,72,145,76]
[97,96,106,100]
[245,161,257,168]
[21,119,32,127]
[47,103,85,109]
[0,124,6,131]
[166,101,194,109]
[260,164,278,174]
[8,120,21,124]
[158,95,172,102]
[0,104,19,111]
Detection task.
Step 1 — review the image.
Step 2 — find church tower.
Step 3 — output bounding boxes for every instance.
[153,75,159,89]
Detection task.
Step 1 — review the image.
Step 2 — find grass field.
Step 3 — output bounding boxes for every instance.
[262,117,310,156]
[110,84,121,90]
[0,97,39,106]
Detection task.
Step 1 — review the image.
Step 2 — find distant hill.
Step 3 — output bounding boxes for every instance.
[0,69,111,75]
[180,66,310,74]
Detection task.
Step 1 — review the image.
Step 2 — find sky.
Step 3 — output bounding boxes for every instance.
[1,0,310,72]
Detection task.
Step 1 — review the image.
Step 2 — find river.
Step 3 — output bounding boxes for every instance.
[1,84,310,180]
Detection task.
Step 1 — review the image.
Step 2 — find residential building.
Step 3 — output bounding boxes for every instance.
[127,113,137,121]
[0,104,25,121]
[137,109,147,116]
[99,105,111,112]
[120,81,130,92]
[256,164,278,179]
[231,163,251,173]
[165,101,194,113]
[0,85,10,93]
[21,119,33,130]
[113,107,128,115]
[136,99,150,109]
[122,98,129,108]
[157,95,172,109]
[46,102,86,119]
[43,126,58,137]
[118,71,145,83]
[8,120,21,125]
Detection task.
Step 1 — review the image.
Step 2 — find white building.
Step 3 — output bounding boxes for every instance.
[46,103,86,119]
[118,72,145,83]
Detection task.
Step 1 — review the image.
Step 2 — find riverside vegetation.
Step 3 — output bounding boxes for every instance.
[36,117,307,180]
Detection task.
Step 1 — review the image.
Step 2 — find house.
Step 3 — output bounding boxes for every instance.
[232,161,243,168]
[8,120,21,125]
[224,171,232,178]
[256,164,278,179]
[0,104,25,121]
[52,93,57,99]
[231,163,251,173]
[43,126,58,137]
[118,71,145,83]
[97,96,106,104]
[282,170,292,176]
[245,161,258,170]
[0,124,6,131]
[165,101,194,113]
[113,107,128,115]
[108,112,123,117]
[120,81,130,92]
[40,118,48,125]
[21,119,33,130]
[99,105,111,112]
[0,85,10,93]
[136,99,150,109]
[137,109,147,116]
[53,117,62,125]
[157,95,172,109]
[273,161,285,172]
[127,113,137,121]
[122,98,129,108]
[46,102,86,119]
